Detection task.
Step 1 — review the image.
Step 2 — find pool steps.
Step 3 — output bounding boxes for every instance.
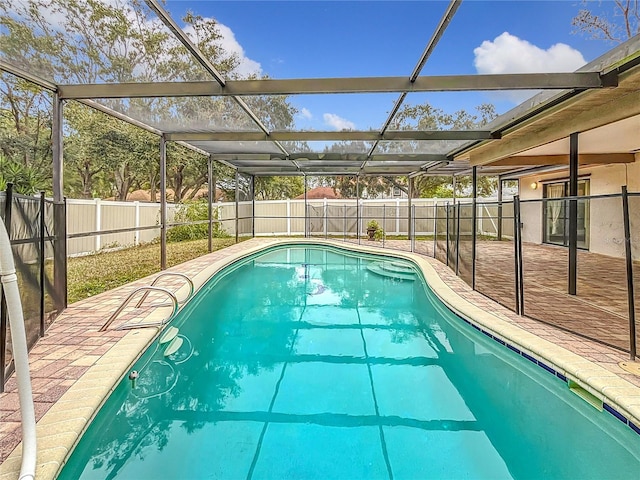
[366,261,416,281]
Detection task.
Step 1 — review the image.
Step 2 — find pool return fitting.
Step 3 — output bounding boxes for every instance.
[0,217,36,480]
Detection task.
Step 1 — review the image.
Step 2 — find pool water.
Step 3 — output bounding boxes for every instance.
[59,245,640,479]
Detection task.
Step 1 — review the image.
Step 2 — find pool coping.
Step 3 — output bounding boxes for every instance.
[1,238,639,479]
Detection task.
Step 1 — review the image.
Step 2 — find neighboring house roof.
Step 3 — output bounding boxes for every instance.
[122,188,225,202]
[294,186,341,199]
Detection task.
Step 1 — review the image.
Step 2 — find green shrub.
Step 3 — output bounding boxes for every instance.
[167,200,228,242]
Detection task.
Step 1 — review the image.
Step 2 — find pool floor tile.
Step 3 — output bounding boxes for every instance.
[292,328,365,358]
[212,363,285,413]
[272,362,375,416]
[301,305,360,326]
[358,308,419,328]
[383,426,512,480]
[362,328,438,360]
[60,420,265,479]
[371,365,475,422]
[251,423,388,480]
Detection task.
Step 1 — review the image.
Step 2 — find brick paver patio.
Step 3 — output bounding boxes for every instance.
[1,237,638,464]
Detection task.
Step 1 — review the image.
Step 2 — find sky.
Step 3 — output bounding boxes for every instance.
[164,1,618,133]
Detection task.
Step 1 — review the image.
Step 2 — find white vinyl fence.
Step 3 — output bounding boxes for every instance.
[66,197,503,256]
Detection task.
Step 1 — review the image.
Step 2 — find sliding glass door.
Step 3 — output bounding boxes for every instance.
[543,180,589,249]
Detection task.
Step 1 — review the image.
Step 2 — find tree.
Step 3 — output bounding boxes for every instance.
[0,153,46,194]
[573,0,639,43]
[0,74,52,182]
[393,102,498,198]
[254,176,304,200]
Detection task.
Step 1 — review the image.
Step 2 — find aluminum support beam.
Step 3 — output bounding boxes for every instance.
[51,95,68,310]
[408,177,414,239]
[251,175,256,238]
[234,170,239,243]
[208,156,213,253]
[52,94,64,202]
[622,185,637,359]
[216,153,449,162]
[166,130,497,142]
[304,176,308,238]
[568,132,579,295]
[160,135,167,270]
[367,0,462,161]
[145,0,226,84]
[497,177,503,241]
[57,73,611,99]
[144,0,289,159]
[471,167,477,290]
[0,59,58,91]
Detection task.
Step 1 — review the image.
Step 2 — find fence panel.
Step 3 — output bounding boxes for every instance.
[413,204,436,257]
[457,203,474,285]
[1,191,59,390]
[255,201,288,235]
[630,194,640,355]
[474,200,517,311]
[435,204,448,264]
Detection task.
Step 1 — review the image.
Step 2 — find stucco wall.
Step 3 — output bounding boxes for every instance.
[518,154,640,258]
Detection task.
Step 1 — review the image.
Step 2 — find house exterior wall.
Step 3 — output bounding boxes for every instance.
[518,154,640,258]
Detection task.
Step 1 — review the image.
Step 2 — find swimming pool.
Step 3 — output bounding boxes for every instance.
[58,244,640,479]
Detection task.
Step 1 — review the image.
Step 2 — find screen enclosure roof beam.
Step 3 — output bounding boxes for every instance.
[0,60,58,91]
[367,0,462,161]
[144,0,291,162]
[214,153,449,162]
[57,72,614,99]
[165,130,498,142]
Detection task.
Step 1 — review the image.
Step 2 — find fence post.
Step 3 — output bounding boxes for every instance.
[208,157,213,252]
[622,186,637,359]
[286,199,291,236]
[396,198,400,235]
[159,135,167,270]
[343,204,346,242]
[94,198,101,251]
[411,204,416,252]
[39,191,46,337]
[324,198,328,238]
[134,201,140,247]
[382,204,386,248]
[433,203,437,258]
[0,183,13,391]
[356,178,360,244]
[513,195,523,315]
[445,203,450,267]
[455,202,461,276]
[497,178,503,241]
[235,170,239,243]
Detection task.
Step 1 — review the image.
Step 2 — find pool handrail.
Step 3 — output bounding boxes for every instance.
[99,286,179,332]
[134,272,194,308]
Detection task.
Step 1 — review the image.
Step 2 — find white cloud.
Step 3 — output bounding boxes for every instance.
[473,32,586,103]
[299,108,313,120]
[323,113,355,130]
[181,21,262,78]
[213,23,262,77]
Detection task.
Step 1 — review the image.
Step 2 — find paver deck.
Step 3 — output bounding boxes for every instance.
[1,237,639,464]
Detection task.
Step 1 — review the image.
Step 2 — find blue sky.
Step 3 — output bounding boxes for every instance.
[167,1,617,132]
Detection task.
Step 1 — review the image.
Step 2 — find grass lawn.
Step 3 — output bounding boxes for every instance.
[67,238,238,304]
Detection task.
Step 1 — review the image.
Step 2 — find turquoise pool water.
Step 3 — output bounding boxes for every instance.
[59,245,640,479]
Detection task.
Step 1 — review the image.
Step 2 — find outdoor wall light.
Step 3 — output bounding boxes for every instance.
[531,181,539,190]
